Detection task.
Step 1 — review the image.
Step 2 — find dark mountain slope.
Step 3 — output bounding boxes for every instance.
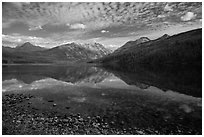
[2,46,15,53]
[113,37,150,54]
[15,42,46,52]
[91,28,202,71]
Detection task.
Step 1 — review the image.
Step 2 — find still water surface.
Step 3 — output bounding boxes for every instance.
[2,64,202,134]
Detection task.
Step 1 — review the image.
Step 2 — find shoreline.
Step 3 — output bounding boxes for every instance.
[2,93,202,135]
[2,93,146,135]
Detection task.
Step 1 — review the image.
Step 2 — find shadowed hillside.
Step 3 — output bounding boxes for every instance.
[90,28,202,71]
[103,64,202,97]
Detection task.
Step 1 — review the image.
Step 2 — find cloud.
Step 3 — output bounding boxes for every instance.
[28,25,43,31]
[164,4,173,11]
[101,30,109,33]
[4,2,201,32]
[181,12,197,21]
[12,2,30,7]
[157,15,165,18]
[2,34,61,48]
[68,23,86,29]
[2,2,202,49]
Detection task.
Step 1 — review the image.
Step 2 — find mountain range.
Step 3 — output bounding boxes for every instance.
[90,28,202,71]
[2,28,202,67]
[2,42,112,64]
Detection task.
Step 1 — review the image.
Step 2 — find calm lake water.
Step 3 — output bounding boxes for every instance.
[2,64,202,134]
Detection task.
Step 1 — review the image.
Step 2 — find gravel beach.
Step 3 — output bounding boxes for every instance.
[2,93,202,135]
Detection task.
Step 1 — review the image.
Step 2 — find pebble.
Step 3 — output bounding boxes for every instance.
[2,93,202,135]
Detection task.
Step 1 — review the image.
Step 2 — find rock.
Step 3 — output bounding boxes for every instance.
[110,121,115,125]
[87,116,91,119]
[136,130,145,135]
[78,118,84,122]
[53,103,57,107]
[62,119,69,123]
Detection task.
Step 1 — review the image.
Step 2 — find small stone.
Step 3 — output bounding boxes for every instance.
[96,116,100,119]
[53,103,57,107]
[87,116,91,119]
[63,119,69,122]
[137,131,144,135]
[78,118,83,122]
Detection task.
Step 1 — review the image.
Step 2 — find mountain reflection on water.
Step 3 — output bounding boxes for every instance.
[2,64,201,98]
[2,64,202,134]
[2,65,111,84]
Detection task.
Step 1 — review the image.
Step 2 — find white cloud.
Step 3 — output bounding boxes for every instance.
[2,33,81,48]
[163,21,169,24]
[2,34,57,48]
[101,30,109,33]
[68,23,86,29]
[12,2,31,8]
[181,12,197,21]
[2,2,202,32]
[157,15,165,18]
[164,4,173,11]
[2,2,202,48]
[17,38,22,42]
[28,25,43,31]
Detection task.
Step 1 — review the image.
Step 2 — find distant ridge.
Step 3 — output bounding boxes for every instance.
[114,37,150,54]
[15,42,46,52]
[2,41,111,64]
[90,28,202,70]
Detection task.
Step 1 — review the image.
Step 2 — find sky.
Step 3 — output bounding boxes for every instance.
[2,2,202,50]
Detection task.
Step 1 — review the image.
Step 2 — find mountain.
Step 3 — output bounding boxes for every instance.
[2,42,112,64]
[113,37,150,54]
[2,46,15,53]
[15,42,46,52]
[82,43,112,56]
[159,34,170,39]
[44,42,111,61]
[90,28,202,71]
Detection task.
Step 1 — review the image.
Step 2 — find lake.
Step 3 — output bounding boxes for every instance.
[2,64,202,134]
